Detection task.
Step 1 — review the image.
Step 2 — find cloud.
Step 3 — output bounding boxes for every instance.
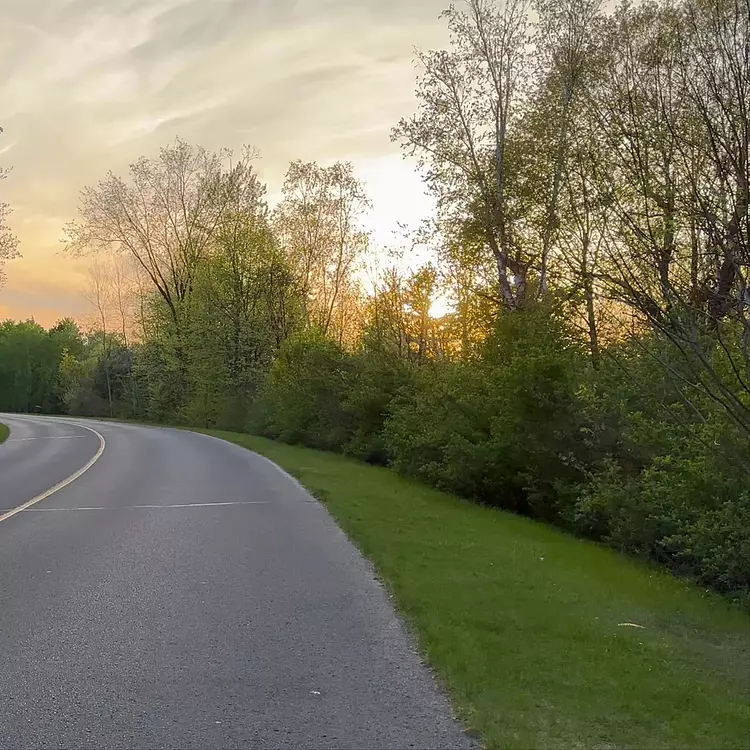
[0,0,449,325]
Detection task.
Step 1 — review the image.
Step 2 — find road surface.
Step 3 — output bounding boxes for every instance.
[0,414,471,749]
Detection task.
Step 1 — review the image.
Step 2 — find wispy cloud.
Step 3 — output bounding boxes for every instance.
[0,0,449,324]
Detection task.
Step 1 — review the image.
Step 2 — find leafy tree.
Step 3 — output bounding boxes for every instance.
[0,319,85,414]
[258,330,354,451]
[589,0,750,437]
[384,305,587,518]
[393,0,533,308]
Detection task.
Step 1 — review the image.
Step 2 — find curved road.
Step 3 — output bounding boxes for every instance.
[0,414,471,750]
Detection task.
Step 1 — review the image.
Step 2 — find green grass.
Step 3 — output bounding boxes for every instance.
[0,423,9,444]
[201,429,750,750]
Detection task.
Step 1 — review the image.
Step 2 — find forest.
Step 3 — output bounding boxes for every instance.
[1,0,748,606]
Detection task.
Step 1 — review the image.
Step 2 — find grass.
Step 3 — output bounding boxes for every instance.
[0,423,9,444]
[200,429,750,750]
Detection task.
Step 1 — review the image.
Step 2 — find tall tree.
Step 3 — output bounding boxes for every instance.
[84,260,115,415]
[393,0,532,309]
[65,140,266,406]
[275,161,368,342]
[590,0,750,435]
[530,0,603,294]
[183,158,304,428]
[65,140,243,329]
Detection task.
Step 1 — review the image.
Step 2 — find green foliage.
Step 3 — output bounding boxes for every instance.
[8,294,741,607]
[384,361,496,497]
[245,303,750,607]
[562,333,750,601]
[385,307,589,519]
[0,319,85,414]
[130,339,184,424]
[572,439,750,602]
[343,348,413,464]
[258,330,355,451]
[256,331,414,463]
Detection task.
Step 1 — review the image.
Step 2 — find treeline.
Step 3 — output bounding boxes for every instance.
[2,0,748,604]
[0,319,90,414]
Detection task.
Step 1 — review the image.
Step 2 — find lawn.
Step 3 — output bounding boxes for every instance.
[203,429,750,750]
[0,423,9,444]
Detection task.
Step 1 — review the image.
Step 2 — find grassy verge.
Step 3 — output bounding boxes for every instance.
[201,429,749,750]
[0,423,9,444]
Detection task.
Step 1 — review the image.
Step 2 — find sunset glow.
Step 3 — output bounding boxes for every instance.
[0,0,448,324]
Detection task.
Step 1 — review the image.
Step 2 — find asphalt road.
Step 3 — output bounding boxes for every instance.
[0,415,472,750]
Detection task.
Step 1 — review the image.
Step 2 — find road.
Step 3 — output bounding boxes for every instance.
[0,414,471,749]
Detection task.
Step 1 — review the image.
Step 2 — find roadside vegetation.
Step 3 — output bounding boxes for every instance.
[0,423,9,444]
[1,0,748,743]
[204,430,750,749]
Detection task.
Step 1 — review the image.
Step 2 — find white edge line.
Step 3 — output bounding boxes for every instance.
[0,419,106,525]
[186,430,316,500]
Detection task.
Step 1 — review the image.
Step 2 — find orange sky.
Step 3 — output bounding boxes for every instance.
[0,0,447,327]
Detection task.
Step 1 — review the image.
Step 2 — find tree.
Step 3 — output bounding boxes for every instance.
[393,0,532,309]
[182,158,304,428]
[65,140,247,331]
[0,319,84,414]
[66,140,271,409]
[84,259,115,414]
[528,0,603,294]
[364,264,456,363]
[589,0,750,436]
[275,161,369,343]
[0,128,20,287]
[555,114,612,365]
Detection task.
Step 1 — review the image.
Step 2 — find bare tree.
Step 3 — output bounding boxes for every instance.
[65,140,241,329]
[275,161,369,340]
[84,259,114,416]
[110,254,135,347]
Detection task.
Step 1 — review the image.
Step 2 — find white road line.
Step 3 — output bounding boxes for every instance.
[0,421,107,525]
[130,501,272,509]
[189,430,315,498]
[24,500,272,512]
[7,436,86,442]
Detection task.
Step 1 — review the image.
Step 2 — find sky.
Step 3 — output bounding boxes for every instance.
[0,0,450,326]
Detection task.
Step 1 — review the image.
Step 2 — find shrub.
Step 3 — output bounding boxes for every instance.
[384,361,499,499]
[343,350,413,464]
[572,439,750,601]
[251,307,750,607]
[385,306,591,519]
[258,330,354,451]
